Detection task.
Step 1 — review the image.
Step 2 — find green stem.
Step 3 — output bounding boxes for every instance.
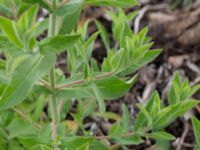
[48,0,59,149]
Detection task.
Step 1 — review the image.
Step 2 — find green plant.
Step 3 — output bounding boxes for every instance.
[192,117,200,150]
[0,0,199,150]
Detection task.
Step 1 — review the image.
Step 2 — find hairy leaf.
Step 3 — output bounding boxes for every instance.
[0,53,55,109]
[39,34,80,55]
[0,16,22,48]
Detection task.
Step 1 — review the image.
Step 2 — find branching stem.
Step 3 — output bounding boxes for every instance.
[48,0,60,149]
[95,132,135,140]
[56,71,114,89]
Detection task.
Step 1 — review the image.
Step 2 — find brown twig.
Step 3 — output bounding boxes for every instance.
[176,121,190,150]
[182,143,195,148]
[195,105,200,114]
[134,4,169,34]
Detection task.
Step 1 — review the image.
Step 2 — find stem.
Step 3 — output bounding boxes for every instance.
[95,132,135,140]
[48,0,59,149]
[56,71,114,89]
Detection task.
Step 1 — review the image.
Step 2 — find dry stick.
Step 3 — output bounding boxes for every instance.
[176,121,190,150]
[12,108,42,129]
[134,5,150,34]
[134,4,169,34]
[56,71,114,89]
[182,143,195,148]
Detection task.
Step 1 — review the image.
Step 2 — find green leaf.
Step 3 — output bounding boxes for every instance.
[136,103,152,128]
[94,75,137,100]
[85,31,100,60]
[148,92,161,117]
[122,104,130,131]
[62,137,94,150]
[76,143,89,150]
[0,53,56,109]
[0,70,10,84]
[0,3,11,17]
[33,95,46,121]
[112,135,143,145]
[32,145,52,150]
[190,84,200,97]
[156,139,170,150]
[109,122,123,136]
[59,9,81,34]
[0,35,21,56]
[93,112,121,122]
[167,72,200,106]
[115,22,132,47]
[22,0,50,10]
[89,141,109,150]
[153,100,199,129]
[192,117,200,147]
[95,20,110,51]
[54,0,84,16]
[86,0,139,8]
[0,110,14,126]
[0,125,9,141]
[90,83,106,113]
[39,34,80,55]
[102,41,162,76]
[135,91,161,131]
[18,5,38,32]
[29,19,49,39]
[167,72,182,105]
[0,16,22,48]
[57,74,137,100]
[19,136,51,149]
[146,131,175,140]
[130,49,162,74]
[6,118,38,139]
[57,86,93,99]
